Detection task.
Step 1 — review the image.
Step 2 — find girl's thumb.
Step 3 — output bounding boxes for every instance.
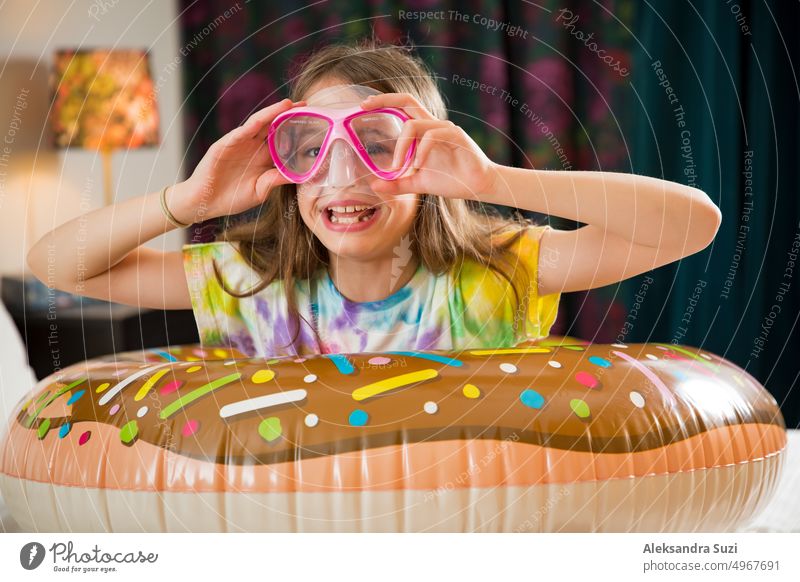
[256,169,289,200]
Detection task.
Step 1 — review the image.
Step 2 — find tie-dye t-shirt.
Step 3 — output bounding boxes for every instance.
[181,225,560,358]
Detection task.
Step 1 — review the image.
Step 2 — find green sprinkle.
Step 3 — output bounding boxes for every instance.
[37,418,51,439]
[25,378,86,429]
[570,398,591,419]
[258,417,282,442]
[159,373,242,419]
[120,420,139,444]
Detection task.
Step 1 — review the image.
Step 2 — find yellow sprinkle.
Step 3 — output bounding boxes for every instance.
[95,382,110,394]
[186,366,203,373]
[213,349,229,358]
[462,384,481,399]
[352,369,439,401]
[134,369,170,401]
[252,369,276,384]
[185,356,201,362]
[468,348,550,356]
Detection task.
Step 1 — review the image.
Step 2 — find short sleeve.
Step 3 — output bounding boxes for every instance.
[514,225,561,340]
[181,242,259,354]
[453,225,561,348]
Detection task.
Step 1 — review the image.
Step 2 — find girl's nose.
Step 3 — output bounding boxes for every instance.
[325,139,370,188]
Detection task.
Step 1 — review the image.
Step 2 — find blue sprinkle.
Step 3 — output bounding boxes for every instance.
[66,390,86,406]
[519,389,545,409]
[58,423,71,438]
[152,349,177,362]
[588,356,612,368]
[327,354,355,375]
[386,351,463,367]
[349,409,369,426]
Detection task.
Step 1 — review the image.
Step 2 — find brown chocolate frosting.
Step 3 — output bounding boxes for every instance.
[15,342,784,466]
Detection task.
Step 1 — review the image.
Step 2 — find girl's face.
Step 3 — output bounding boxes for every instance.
[294,80,419,263]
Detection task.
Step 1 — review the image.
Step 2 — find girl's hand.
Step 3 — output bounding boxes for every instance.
[168,98,306,223]
[359,93,498,200]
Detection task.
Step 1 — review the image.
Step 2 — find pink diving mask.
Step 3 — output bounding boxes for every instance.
[267,103,417,188]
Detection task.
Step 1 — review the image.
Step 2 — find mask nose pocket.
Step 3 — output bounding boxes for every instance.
[311,139,370,188]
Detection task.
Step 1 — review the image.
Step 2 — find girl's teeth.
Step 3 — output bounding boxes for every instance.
[329,208,376,224]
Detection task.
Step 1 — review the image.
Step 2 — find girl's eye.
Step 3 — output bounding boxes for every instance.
[364,142,388,155]
[303,147,321,158]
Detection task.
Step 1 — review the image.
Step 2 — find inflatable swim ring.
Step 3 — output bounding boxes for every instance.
[0,338,786,532]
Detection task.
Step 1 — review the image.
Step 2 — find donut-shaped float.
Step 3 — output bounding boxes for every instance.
[0,338,787,532]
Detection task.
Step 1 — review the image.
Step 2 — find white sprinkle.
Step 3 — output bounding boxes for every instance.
[700,353,712,360]
[99,363,173,406]
[136,406,149,418]
[303,374,318,383]
[499,363,518,374]
[424,401,438,414]
[547,360,562,369]
[219,389,308,419]
[645,354,658,360]
[304,413,319,428]
[629,391,646,408]
[223,360,237,366]
[611,343,628,349]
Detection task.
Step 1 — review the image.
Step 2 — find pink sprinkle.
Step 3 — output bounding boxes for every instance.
[78,431,91,445]
[160,380,183,395]
[293,358,307,363]
[193,349,208,358]
[368,356,392,366]
[109,404,120,415]
[112,369,129,377]
[182,419,200,437]
[575,371,600,389]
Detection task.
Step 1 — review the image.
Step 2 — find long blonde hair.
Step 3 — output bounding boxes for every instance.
[218,37,539,352]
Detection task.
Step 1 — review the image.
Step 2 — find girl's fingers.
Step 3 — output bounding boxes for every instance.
[392,119,454,169]
[361,92,437,121]
[255,167,291,201]
[244,98,306,138]
[411,126,457,170]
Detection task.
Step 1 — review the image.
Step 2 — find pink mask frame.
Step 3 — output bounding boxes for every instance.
[267,105,417,184]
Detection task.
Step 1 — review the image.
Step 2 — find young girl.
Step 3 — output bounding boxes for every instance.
[27,39,721,358]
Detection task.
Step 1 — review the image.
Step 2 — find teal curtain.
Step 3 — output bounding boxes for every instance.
[627,0,799,426]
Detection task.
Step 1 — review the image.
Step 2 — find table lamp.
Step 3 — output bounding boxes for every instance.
[49,48,160,206]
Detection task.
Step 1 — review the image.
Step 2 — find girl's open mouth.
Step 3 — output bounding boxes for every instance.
[322,204,381,231]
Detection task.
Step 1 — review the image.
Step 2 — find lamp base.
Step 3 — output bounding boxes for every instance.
[101,149,113,206]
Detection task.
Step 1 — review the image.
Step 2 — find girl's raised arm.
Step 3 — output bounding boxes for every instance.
[26,98,303,310]
[26,184,195,309]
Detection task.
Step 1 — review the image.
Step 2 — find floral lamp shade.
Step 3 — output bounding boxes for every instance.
[49,49,160,204]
